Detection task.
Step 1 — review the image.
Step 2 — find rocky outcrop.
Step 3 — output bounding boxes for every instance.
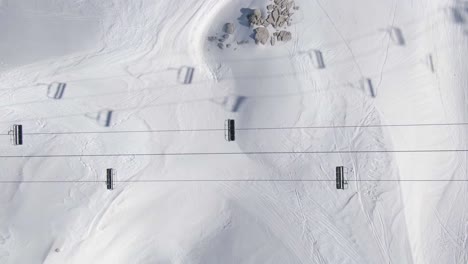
[254,27,270,45]
[267,0,295,29]
[206,1,299,49]
[248,9,263,26]
[276,31,292,42]
[249,0,296,45]
[224,23,235,34]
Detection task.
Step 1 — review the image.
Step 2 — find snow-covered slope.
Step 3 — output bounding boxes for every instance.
[0,0,467,263]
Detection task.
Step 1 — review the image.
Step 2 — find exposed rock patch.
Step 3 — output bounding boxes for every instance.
[248,0,296,45]
[248,9,263,26]
[206,1,299,50]
[208,22,238,50]
[224,23,235,34]
[276,30,292,42]
[254,27,270,45]
[207,36,217,42]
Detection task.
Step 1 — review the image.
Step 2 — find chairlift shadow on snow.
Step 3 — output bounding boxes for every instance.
[425,54,436,73]
[388,27,406,46]
[0,67,412,124]
[447,2,468,36]
[448,7,466,24]
[446,1,468,24]
[360,78,376,98]
[46,82,67,99]
[176,66,195,84]
[85,109,114,127]
[300,49,326,69]
[379,27,406,46]
[0,80,383,125]
[165,66,195,84]
[0,51,442,125]
[211,95,247,112]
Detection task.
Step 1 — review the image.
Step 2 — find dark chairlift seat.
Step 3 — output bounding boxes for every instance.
[225,119,235,141]
[8,124,23,145]
[336,166,348,190]
[106,168,114,190]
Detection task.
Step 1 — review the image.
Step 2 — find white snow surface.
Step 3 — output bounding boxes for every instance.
[0,0,467,263]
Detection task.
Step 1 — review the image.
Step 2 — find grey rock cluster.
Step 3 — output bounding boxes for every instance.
[250,0,297,45]
[207,1,299,50]
[248,9,267,27]
[224,23,235,34]
[220,34,230,42]
[267,0,295,28]
[248,0,296,28]
[208,22,238,49]
[274,30,292,42]
[254,27,270,45]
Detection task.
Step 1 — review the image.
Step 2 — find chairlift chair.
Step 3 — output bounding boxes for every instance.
[8,124,23,145]
[106,168,114,190]
[224,119,235,141]
[336,166,348,190]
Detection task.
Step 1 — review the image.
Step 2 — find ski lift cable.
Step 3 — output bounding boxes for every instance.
[1,122,468,136]
[1,179,468,184]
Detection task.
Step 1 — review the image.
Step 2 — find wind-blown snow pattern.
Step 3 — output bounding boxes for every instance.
[0,0,467,263]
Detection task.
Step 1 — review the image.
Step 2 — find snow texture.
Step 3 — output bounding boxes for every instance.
[0,0,467,263]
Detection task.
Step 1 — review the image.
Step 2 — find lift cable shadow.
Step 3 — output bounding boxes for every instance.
[0,149,468,159]
[0,9,446,98]
[0,57,443,125]
[0,21,446,111]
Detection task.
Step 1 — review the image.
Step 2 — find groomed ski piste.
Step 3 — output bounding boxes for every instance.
[0,0,467,263]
